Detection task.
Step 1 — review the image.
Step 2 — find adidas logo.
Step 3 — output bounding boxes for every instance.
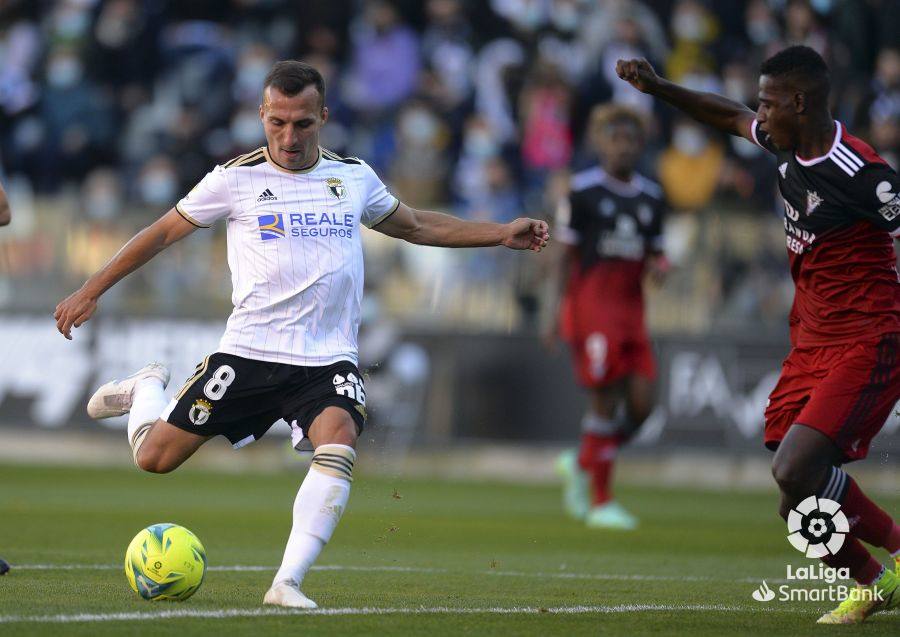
[257,188,277,202]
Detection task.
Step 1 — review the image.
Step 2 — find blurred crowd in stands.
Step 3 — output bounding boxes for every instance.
[0,0,898,333]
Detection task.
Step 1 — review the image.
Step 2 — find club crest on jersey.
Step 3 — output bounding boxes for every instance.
[806,190,823,216]
[257,214,285,240]
[188,398,212,426]
[326,177,346,200]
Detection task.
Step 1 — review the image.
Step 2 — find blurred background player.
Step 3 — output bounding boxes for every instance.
[617,46,900,624]
[549,104,668,531]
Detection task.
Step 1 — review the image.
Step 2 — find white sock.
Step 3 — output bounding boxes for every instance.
[581,413,619,435]
[127,377,166,463]
[273,444,356,586]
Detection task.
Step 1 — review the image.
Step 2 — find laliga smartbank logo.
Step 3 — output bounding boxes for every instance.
[750,497,882,604]
[752,565,883,604]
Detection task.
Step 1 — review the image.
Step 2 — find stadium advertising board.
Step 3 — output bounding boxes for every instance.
[0,316,897,461]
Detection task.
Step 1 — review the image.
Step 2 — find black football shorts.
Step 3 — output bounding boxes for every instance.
[162,352,367,448]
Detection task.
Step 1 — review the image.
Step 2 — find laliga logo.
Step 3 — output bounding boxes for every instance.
[786,496,848,558]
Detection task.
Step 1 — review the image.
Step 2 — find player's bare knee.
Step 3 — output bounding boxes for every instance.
[135,445,176,474]
[327,419,358,447]
[134,446,158,473]
[771,455,821,499]
[309,407,359,448]
[771,456,799,493]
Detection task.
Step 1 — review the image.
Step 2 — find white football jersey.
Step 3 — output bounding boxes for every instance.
[175,146,399,366]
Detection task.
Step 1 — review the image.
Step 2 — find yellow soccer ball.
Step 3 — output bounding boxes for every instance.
[124,523,207,601]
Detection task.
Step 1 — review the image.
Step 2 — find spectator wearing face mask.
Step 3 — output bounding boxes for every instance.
[453,114,504,209]
[80,168,125,222]
[869,115,899,170]
[342,0,421,172]
[856,48,900,169]
[666,0,720,83]
[420,0,475,115]
[89,0,160,91]
[744,0,780,49]
[658,118,724,210]
[39,46,117,189]
[534,0,592,85]
[233,44,277,108]
[390,102,451,207]
[783,0,828,56]
[461,156,522,224]
[135,155,180,208]
[489,0,549,35]
[344,0,421,117]
[597,15,658,115]
[0,19,40,118]
[716,60,776,207]
[519,62,574,191]
[579,0,669,73]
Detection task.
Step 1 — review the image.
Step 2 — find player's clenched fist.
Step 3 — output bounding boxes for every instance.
[502,218,550,252]
[615,58,659,94]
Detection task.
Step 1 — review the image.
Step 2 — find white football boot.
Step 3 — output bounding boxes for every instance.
[585,501,638,530]
[555,450,591,520]
[86,362,170,419]
[263,580,318,609]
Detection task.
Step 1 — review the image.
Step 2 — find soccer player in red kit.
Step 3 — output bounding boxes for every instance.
[551,104,668,531]
[617,46,900,624]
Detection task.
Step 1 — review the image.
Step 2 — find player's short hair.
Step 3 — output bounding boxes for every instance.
[589,103,646,139]
[263,61,326,106]
[759,45,830,101]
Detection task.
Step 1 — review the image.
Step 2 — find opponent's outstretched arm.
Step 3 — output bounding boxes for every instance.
[55,209,198,339]
[616,58,756,139]
[373,202,550,251]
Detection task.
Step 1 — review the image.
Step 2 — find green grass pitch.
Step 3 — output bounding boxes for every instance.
[0,462,897,636]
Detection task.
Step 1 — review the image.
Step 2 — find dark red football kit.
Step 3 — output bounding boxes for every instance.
[557,167,666,387]
[750,120,900,460]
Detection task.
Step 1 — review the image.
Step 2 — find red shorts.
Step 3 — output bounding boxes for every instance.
[764,334,900,462]
[566,329,656,388]
[560,286,655,387]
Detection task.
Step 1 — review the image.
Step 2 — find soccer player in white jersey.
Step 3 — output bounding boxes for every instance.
[54,61,549,609]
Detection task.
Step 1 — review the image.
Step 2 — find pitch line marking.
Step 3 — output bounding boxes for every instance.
[0,604,803,624]
[487,569,793,585]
